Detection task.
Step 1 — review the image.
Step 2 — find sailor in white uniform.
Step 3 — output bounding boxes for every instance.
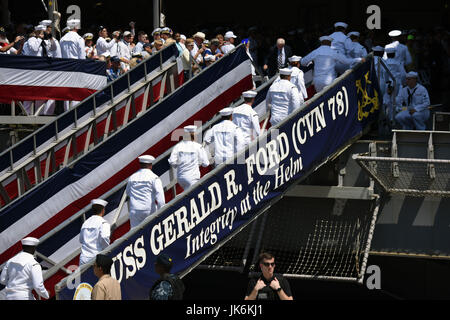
[126,155,166,229]
[40,19,61,58]
[394,71,430,130]
[232,90,261,145]
[373,46,389,96]
[384,30,412,73]
[384,46,406,96]
[329,22,353,74]
[346,32,368,59]
[60,19,85,59]
[168,125,210,191]
[301,36,363,93]
[79,199,111,266]
[96,26,118,56]
[0,237,49,300]
[266,68,302,126]
[22,25,47,57]
[204,108,246,165]
[22,25,50,115]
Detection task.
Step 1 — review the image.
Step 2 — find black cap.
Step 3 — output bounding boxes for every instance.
[95,254,113,272]
[156,253,173,268]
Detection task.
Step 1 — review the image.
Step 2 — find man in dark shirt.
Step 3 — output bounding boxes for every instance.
[245,252,293,300]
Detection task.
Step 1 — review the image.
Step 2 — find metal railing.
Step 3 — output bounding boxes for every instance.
[0,44,180,208]
[9,73,279,285]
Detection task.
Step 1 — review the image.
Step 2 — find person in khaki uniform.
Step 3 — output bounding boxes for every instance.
[91,254,121,300]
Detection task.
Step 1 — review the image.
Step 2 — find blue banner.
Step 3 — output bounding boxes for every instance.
[56,57,380,300]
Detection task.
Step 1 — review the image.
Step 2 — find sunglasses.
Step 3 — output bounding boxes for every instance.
[262,262,275,267]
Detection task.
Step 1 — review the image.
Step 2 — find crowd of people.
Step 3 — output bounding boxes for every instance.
[1,17,448,125]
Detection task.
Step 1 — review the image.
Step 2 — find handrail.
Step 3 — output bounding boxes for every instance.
[0,44,179,173]
[0,43,251,274]
[0,44,180,209]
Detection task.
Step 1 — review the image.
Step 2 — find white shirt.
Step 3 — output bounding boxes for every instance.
[204,120,246,165]
[96,36,116,56]
[111,40,132,71]
[168,140,209,180]
[221,42,235,54]
[126,168,165,212]
[191,42,203,64]
[60,31,85,59]
[289,66,308,100]
[385,57,406,87]
[347,41,368,59]
[46,38,62,58]
[79,215,111,265]
[0,252,49,300]
[266,79,302,126]
[85,45,97,59]
[232,103,261,144]
[329,31,353,56]
[383,41,412,67]
[301,45,360,84]
[22,37,46,56]
[133,41,145,54]
[395,83,430,112]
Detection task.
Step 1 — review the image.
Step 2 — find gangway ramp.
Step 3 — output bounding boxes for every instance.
[0,45,254,275]
[0,44,182,207]
[55,56,382,299]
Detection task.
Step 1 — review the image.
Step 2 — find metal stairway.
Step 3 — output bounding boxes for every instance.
[52,55,383,300]
[0,44,255,298]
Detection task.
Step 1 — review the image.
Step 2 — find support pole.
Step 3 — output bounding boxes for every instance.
[153,0,160,29]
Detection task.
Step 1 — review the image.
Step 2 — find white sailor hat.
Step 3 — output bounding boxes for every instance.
[219,107,233,116]
[152,28,161,36]
[123,31,132,37]
[288,55,301,62]
[101,51,111,58]
[385,47,396,54]
[39,20,52,27]
[347,31,360,37]
[372,46,384,52]
[242,90,257,98]
[21,237,39,246]
[138,155,155,164]
[83,33,94,39]
[67,19,80,29]
[91,199,108,207]
[180,34,186,40]
[319,35,333,42]
[388,30,402,37]
[204,55,216,62]
[62,26,70,34]
[34,25,46,31]
[334,22,348,29]
[406,71,418,78]
[279,68,293,76]
[184,125,197,133]
[161,27,171,34]
[224,31,237,39]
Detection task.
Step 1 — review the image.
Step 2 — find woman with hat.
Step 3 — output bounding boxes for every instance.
[83,33,97,59]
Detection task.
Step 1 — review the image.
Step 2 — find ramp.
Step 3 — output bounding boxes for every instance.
[0,44,254,277]
[54,56,381,299]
